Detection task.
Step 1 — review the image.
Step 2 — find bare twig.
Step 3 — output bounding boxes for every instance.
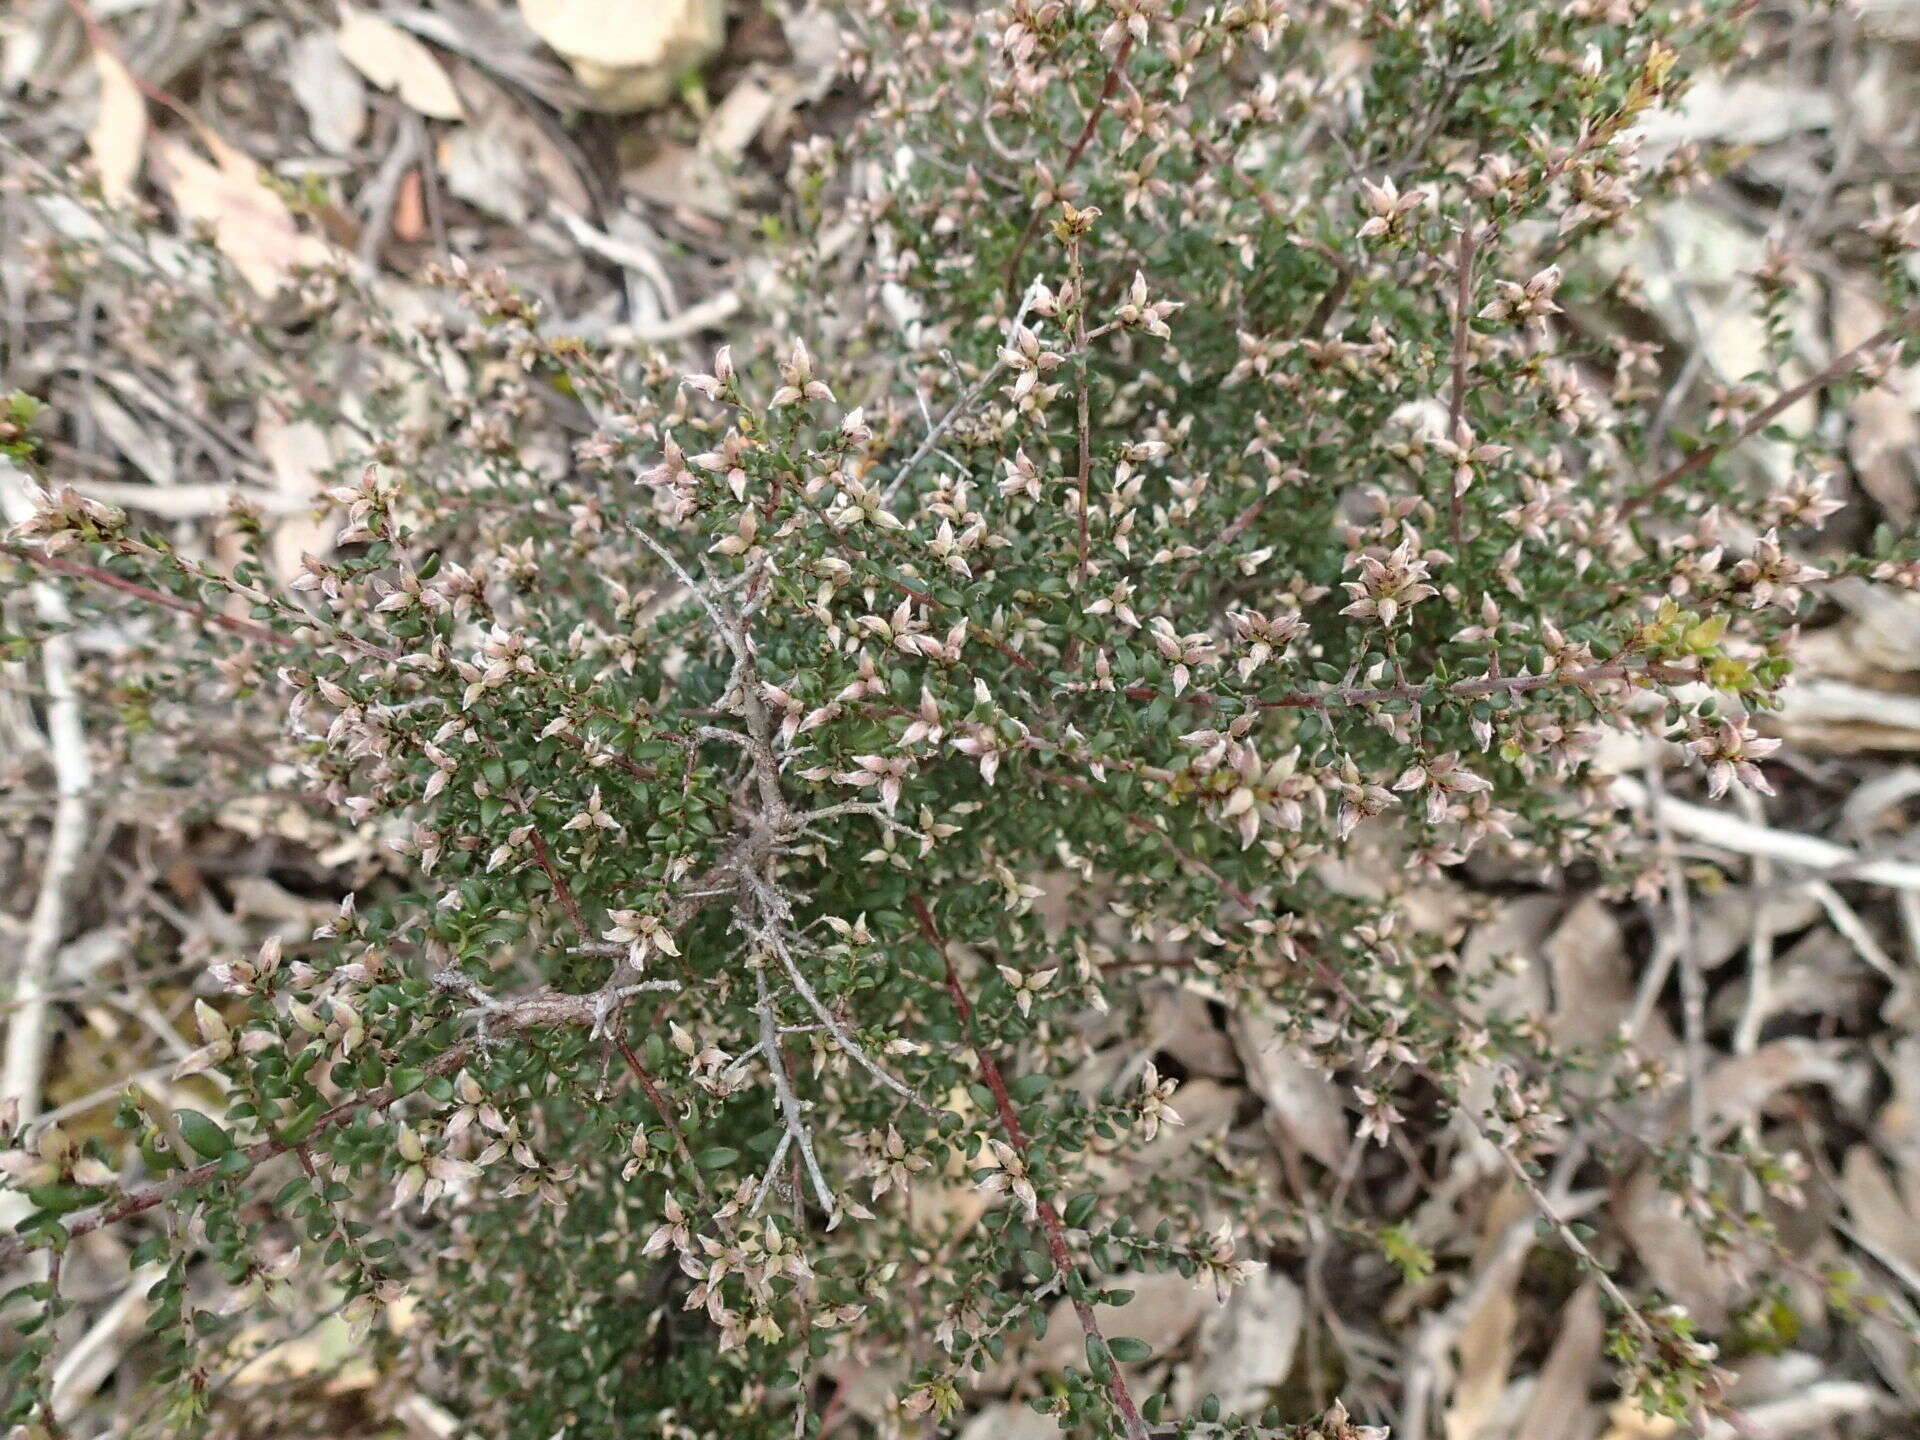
[1731,786,1775,1057]
[1645,763,1708,1191]
[883,359,1005,504]
[1,464,92,1126]
[1070,235,1096,590]
[756,970,837,1222]
[525,824,587,938]
[742,873,932,1114]
[1611,774,1920,890]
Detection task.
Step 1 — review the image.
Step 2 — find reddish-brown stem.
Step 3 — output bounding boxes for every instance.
[9,544,404,663]
[1107,654,1698,715]
[557,734,658,783]
[612,1033,713,1205]
[1619,311,1917,520]
[0,1042,473,1272]
[1073,241,1094,589]
[8,547,292,649]
[1003,35,1136,298]
[525,826,588,938]
[1446,227,1476,553]
[910,895,1152,1440]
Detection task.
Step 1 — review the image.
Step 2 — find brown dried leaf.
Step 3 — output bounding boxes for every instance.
[1171,1270,1303,1419]
[1836,286,1919,523]
[1135,1078,1237,1167]
[1697,1038,1853,1143]
[518,0,724,112]
[1442,1186,1530,1440]
[1688,884,1822,971]
[1148,990,1241,1080]
[438,73,590,229]
[1515,1283,1603,1440]
[1840,1145,1920,1273]
[1229,1009,1349,1170]
[287,30,368,155]
[1015,1270,1211,1384]
[86,47,146,205]
[702,75,778,160]
[958,1405,1061,1440]
[1541,895,1640,1048]
[1616,1170,1733,1331]
[150,134,337,297]
[335,5,464,121]
[255,405,339,578]
[624,141,737,219]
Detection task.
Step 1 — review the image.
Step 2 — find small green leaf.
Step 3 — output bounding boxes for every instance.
[1108,1337,1152,1363]
[277,1102,323,1145]
[173,1110,233,1160]
[23,1185,96,1214]
[1085,1335,1111,1380]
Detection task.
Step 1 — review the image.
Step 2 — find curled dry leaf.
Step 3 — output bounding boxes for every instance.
[86,47,146,204]
[1777,677,1920,754]
[335,5,464,122]
[1805,577,1920,677]
[150,134,337,297]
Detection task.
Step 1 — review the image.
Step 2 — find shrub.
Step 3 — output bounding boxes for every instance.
[3,0,1916,1436]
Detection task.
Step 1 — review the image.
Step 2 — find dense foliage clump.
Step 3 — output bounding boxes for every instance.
[5,1,1919,1436]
